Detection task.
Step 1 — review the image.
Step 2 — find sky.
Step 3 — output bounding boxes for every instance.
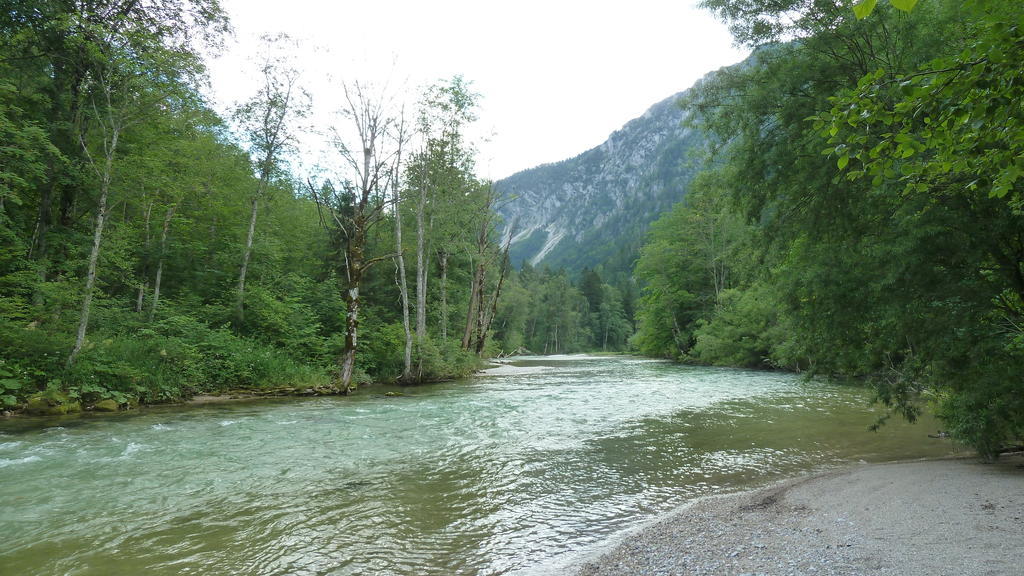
[205,0,749,180]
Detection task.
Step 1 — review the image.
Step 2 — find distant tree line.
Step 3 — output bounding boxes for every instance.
[491,265,636,355]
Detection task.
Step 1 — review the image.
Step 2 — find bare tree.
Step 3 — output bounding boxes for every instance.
[309,81,402,392]
[390,112,414,382]
[460,183,512,355]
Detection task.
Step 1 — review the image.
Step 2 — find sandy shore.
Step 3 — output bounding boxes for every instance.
[576,454,1023,576]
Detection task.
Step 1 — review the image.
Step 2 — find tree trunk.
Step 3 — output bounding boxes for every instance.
[68,126,120,367]
[439,250,448,342]
[337,134,374,393]
[393,179,413,382]
[414,180,428,377]
[339,259,362,393]
[415,183,427,346]
[30,180,54,309]
[462,259,483,350]
[236,194,258,327]
[149,206,174,322]
[474,245,511,356]
[136,200,153,313]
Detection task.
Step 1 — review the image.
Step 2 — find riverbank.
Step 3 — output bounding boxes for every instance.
[576,454,1023,576]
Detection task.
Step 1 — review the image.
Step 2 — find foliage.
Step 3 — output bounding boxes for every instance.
[0,5,506,410]
[636,0,1023,457]
[490,264,634,355]
[854,0,920,19]
[633,182,748,359]
[813,2,1024,456]
[691,285,784,368]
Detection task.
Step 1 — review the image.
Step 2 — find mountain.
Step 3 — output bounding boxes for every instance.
[494,86,706,277]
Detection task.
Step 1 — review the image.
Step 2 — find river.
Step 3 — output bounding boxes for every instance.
[0,355,954,575]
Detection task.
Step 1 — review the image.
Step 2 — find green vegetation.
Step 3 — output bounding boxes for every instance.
[3,0,1019,462]
[0,2,506,410]
[492,264,635,354]
[634,0,1023,457]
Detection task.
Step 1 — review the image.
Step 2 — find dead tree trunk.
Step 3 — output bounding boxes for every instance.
[462,256,483,350]
[474,239,512,355]
[339,220,366,391]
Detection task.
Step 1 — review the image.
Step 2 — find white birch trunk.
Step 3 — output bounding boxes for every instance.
[68,126,120,367]
[149,206,174,322]
[236,194,258,325]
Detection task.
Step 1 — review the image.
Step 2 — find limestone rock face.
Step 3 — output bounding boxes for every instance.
[495,87,706,274]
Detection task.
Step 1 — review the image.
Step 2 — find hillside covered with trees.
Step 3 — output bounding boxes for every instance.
[632,0,1023,457]
[0,2,515,411]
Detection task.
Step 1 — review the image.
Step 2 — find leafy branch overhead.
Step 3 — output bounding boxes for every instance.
[853,0,920,19]
[820,17,1024,210]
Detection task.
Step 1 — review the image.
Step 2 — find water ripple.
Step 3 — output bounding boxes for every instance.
[0,357,952,575]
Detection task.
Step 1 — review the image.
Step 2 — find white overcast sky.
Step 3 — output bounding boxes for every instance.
[205,0,748,180]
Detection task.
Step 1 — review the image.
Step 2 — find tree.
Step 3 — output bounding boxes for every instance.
[1,0,227,312]
[409,77,479,369]
[0,80,57,323]
[680,0,1023,456]
[633,183,746,359]
[68,36,203,366]
[310,81,403,393]
[818,1,1024,455]
[390,112,414,381]
[232,34,309,328]
[462,183,513,355]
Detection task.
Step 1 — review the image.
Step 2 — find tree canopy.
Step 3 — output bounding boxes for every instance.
[636,0,1023,457]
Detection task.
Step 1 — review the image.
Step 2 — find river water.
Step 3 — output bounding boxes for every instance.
[0,355,954,575]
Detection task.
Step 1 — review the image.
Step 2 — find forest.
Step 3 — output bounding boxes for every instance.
[1,0,1022,459]
[632,0,1023,457]
[0,2,517,411]
[0,1,634,413]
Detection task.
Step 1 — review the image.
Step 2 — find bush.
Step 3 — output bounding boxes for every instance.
[690,286,781,369]
[413,337,483,382]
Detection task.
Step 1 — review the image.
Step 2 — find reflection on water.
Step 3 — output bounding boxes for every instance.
[0,356,954,575]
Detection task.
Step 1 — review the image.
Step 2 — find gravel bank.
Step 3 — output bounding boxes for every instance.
[576,454,1023,576]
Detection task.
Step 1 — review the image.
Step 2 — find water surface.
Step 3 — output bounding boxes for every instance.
[0,355,954,575]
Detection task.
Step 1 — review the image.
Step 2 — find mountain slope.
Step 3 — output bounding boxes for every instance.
[494,87,705,276]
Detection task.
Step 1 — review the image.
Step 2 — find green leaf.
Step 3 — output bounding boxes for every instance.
[853,0,878,19]
[838,154,850,170]
[890,0,919,12]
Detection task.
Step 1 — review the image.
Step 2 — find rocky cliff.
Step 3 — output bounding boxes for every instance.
[495,88,705,275]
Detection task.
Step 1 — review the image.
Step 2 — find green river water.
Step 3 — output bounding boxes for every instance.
[0,355,955,575]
